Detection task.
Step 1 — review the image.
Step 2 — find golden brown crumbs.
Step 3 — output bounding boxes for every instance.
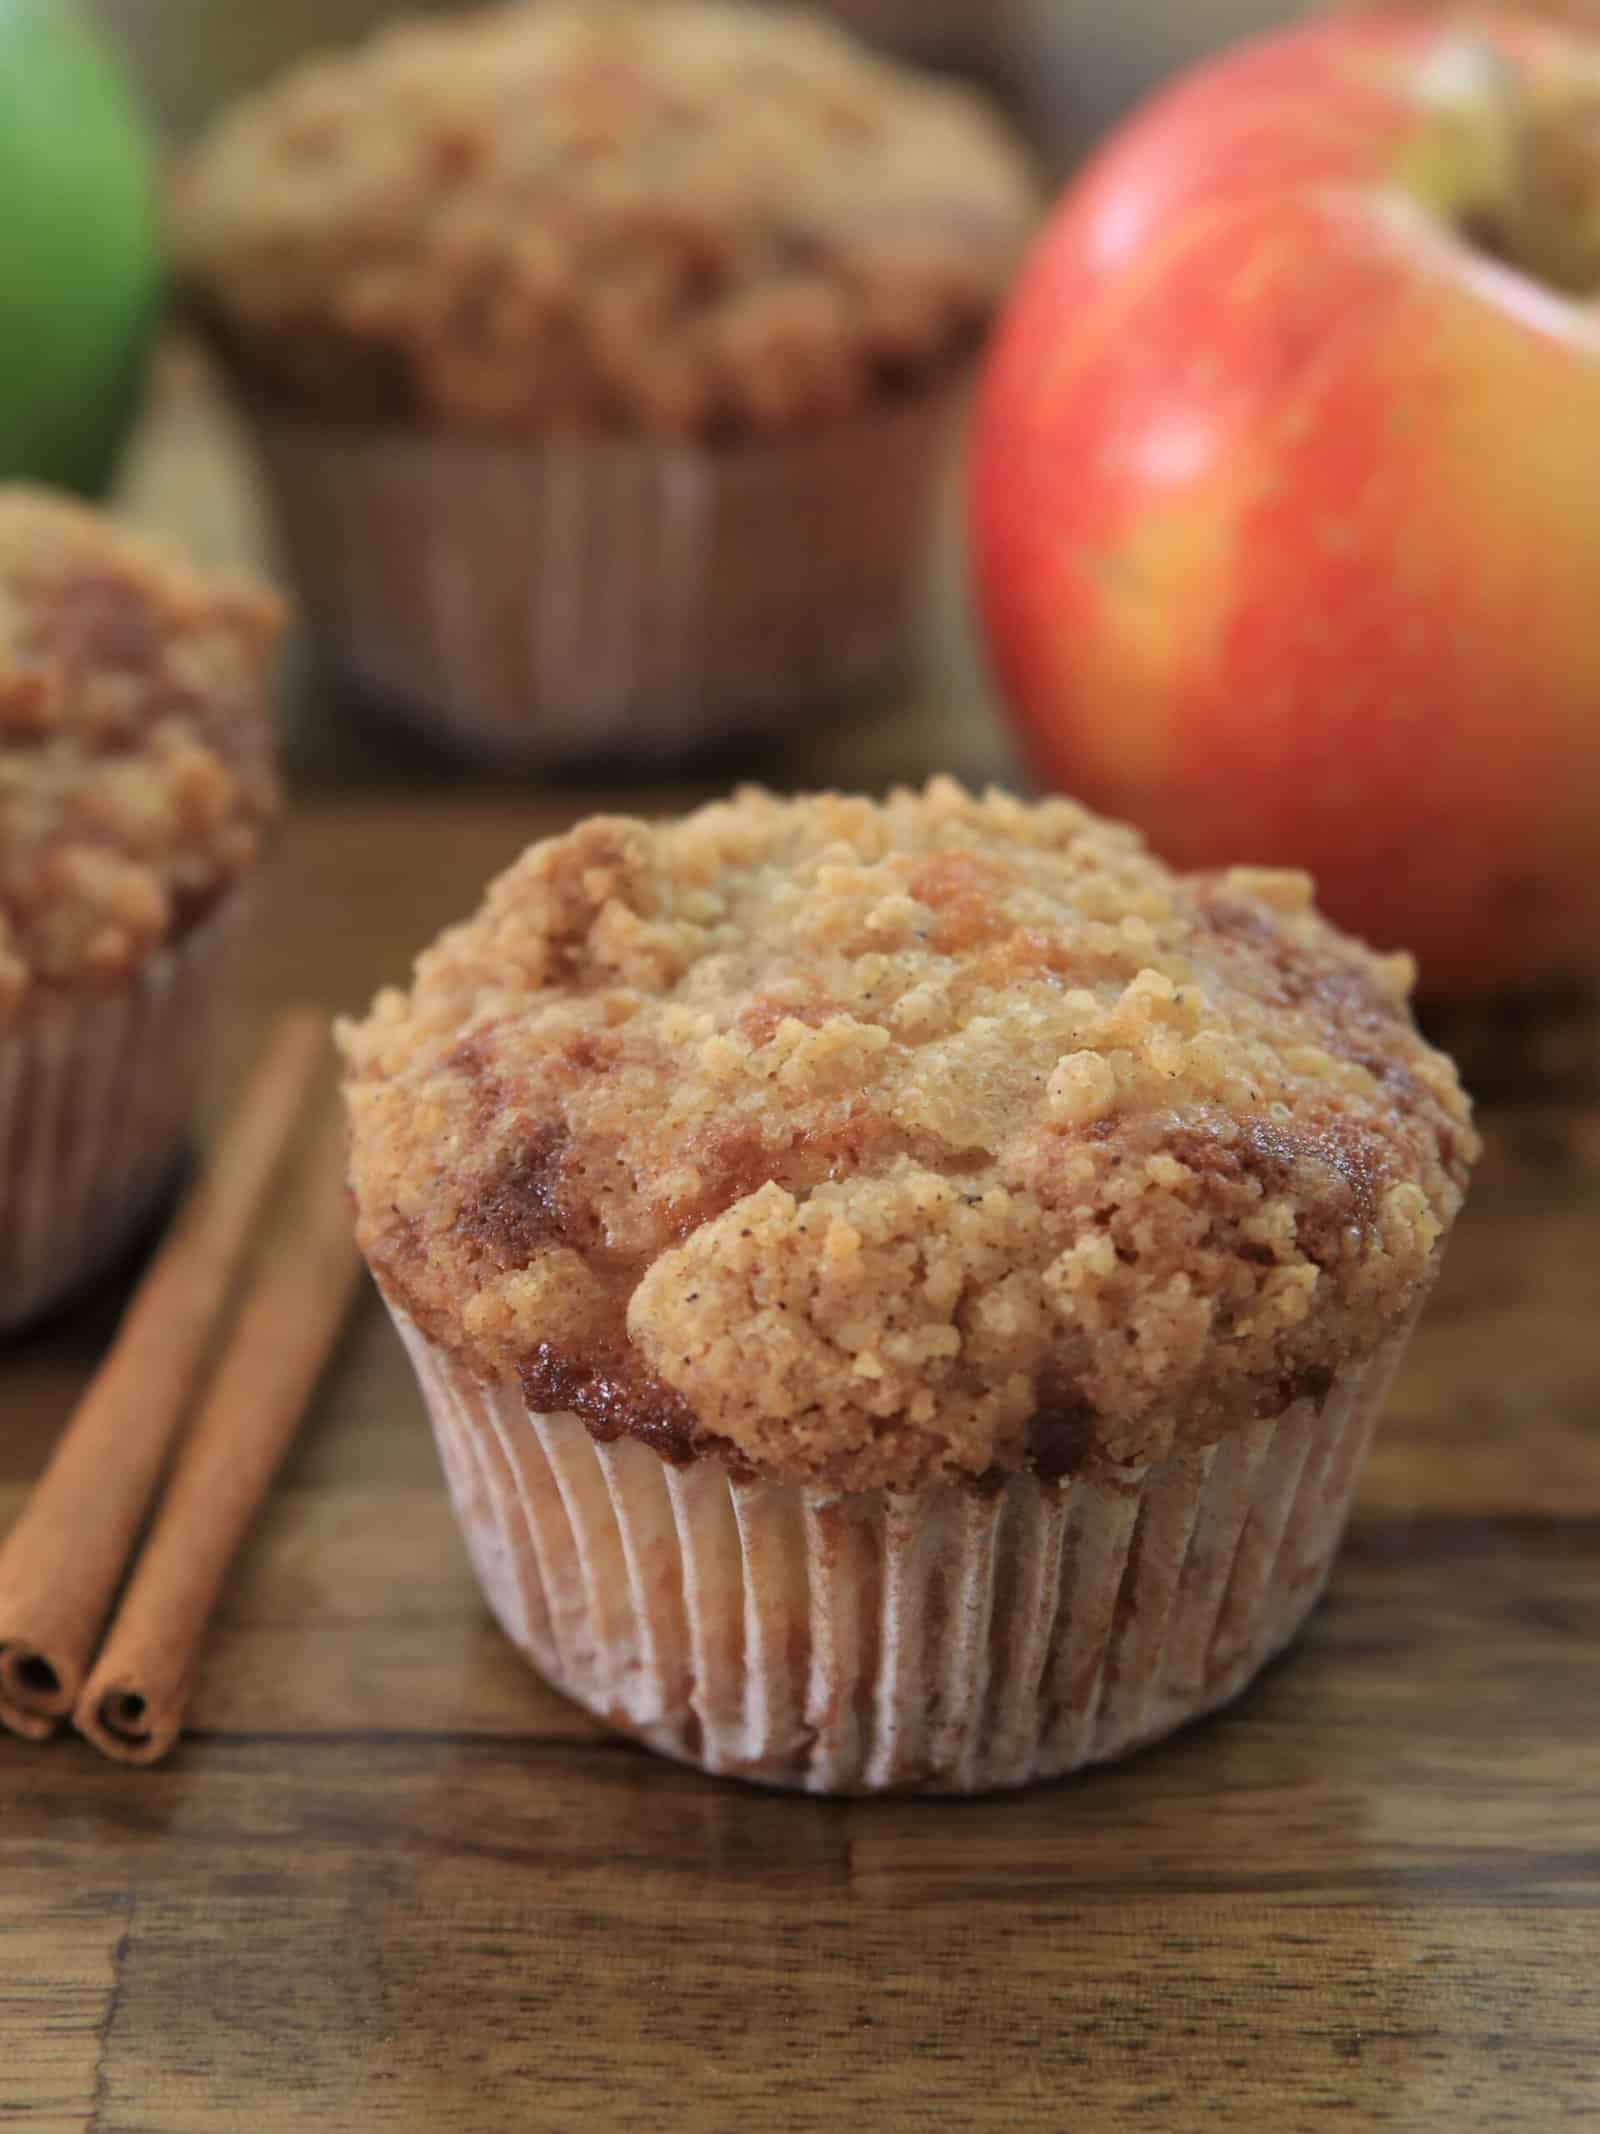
[173,1,1037,440]
[0,489,284,1028]
[340,782,1477,1490]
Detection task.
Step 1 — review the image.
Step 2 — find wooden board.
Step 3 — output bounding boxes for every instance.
[1,353,1597,2132]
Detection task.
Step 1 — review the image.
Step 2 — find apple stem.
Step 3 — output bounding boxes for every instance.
[1416,34,1535,267]
[1414,31,1600,297]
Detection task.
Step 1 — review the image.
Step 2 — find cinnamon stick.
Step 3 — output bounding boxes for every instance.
[74,1096,362,1765]
[0,1692,55,1743]
[0,1008,328,1737]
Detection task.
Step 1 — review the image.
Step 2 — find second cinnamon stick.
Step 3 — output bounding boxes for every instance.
[74,1096,363,1765]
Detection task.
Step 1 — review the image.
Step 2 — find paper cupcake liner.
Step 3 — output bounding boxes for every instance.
[392,1309,1415,1794]
[0,900,240,1337]
[244,377,964,767]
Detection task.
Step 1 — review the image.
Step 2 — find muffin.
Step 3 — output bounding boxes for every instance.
[341,781,1477,1793]
[0,489,283,1334]
[171,1,1037,765]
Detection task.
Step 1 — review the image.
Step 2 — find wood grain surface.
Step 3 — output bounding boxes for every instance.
[1,350,1597,2132]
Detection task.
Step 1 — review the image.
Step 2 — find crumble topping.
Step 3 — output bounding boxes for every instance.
[341,782,1477,1489]
[0,489,283,1029]
[173,0,1037,439]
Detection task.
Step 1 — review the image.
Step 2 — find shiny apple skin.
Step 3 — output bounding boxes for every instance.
[972,9,1600,995]
[0,0,160,495]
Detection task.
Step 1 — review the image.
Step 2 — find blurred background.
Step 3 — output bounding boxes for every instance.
[87,0,1325,155]
[9,0,1599,1037]
[77,0,1342,781]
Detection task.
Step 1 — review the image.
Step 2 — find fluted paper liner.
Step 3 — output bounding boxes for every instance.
[0,902,238,1336]
[246,378,963,767]
[394,1310,1413,1794]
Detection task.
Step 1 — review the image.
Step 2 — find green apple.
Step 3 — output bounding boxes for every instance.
[0,0,159,493]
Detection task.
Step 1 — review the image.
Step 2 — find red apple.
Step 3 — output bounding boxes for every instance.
[972,6,1600,995]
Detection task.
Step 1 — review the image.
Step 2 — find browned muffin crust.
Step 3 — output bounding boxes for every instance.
[341,783,1476,1491]
[172,1,1037,440]
[0,489,284,1031]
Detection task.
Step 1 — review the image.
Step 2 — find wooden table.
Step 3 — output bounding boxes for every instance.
[3,356,1598,2132]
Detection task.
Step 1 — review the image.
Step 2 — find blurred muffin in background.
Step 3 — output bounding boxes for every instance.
[0,489,282,1332]
[172,1,1036,767]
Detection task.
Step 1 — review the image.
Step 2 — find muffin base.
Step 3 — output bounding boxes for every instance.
[246,378,964,767]
[394,1311,1413,1794]
[0,900,239,1337]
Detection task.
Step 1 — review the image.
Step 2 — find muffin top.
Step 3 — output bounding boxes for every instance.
[172,1,1037,440]
[342,781,1476,1491]
[0,490,284,1031]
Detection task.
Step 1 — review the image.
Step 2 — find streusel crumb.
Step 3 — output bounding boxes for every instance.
[173,1,1037,439]
[341,782,1477,1489]
[0,489,283,1029]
